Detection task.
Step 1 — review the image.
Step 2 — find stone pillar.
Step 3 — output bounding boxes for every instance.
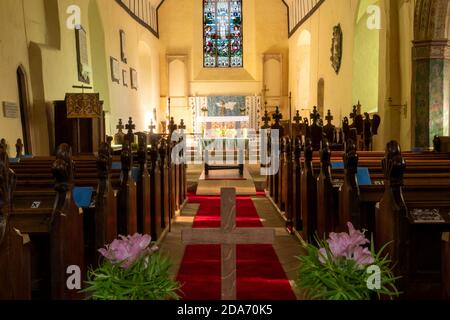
[412,40,450,148]
[412,0,450,148]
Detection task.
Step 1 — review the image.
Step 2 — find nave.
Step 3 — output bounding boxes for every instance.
[160,167,302,300]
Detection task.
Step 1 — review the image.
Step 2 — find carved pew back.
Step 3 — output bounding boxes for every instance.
[50,144,85,299]
[136,133,151,235]
[95,142,118,262]
[0,146,31,299]
[117,140,137,235]
[376,141,450,299]
[300,139,317,241]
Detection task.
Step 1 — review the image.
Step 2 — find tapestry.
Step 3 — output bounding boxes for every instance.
[207,96,246,117]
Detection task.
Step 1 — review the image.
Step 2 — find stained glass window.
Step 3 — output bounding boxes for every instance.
[203,0,243,68]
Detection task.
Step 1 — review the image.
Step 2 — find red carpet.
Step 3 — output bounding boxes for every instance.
[176,194,296,300]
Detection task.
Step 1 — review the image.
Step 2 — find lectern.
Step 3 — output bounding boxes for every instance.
[54,92,105,155]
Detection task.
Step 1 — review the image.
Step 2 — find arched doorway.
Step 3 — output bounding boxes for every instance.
[317,78,325,116]
[16,66,32,155]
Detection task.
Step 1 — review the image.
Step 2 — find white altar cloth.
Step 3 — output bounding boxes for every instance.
[197,116,250,123]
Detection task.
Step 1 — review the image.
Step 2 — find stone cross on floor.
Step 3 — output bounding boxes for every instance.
[182,188,275,300]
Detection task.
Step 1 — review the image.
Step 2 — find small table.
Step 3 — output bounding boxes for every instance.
[203,138,247,176]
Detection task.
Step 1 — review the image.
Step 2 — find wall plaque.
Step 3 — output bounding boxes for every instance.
[75,25,91,84]
[331,24,343,74]
[110,57,120,83]
[2,102,19,118]
[130,68,138,90]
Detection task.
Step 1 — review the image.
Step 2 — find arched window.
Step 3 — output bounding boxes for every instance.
[203,0,243,68]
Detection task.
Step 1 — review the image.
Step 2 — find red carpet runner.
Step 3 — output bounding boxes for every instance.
[176,194,297,300]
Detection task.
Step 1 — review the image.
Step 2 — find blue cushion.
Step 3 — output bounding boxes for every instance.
[9,158,20,163]
[112,162,122,170]
[331,162,345,169]
[22,154,33,159]
[73,187,94,208]
[131,167,140,182]
[357,167,372,186]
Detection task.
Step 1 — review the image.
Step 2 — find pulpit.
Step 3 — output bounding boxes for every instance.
[54,92,105,155]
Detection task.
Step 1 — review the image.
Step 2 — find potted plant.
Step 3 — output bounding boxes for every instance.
[296,222,401,300]
[82,233,180,300]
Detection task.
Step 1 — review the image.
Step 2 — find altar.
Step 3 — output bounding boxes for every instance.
[189,95,261,133]
[188,95,261,176]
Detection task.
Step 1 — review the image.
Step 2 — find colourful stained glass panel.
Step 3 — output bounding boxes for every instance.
[203,0,243,68]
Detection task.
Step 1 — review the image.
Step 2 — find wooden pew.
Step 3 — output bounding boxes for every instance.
[339,140,362,230]
[10,153,119,269]
[95,142,118,253]
[277,137,286,212]
[443,233,450,299]
[316,139,336,237]
[148,136,162,241]
[292,136,302,232]
[376,141,450,299]
[301,139,317,241]
[135,133,151,236]
[8,145,87,299]
[158,138,170,233]
[281,137,293,232]
[0,147,31,300]
[51,144,85,299]
[117,140,137,236]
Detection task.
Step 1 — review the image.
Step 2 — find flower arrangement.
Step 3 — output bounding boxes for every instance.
[296,222,400,300]
[83,234,180,300]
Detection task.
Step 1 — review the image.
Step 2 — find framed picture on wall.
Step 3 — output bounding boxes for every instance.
[122,69,128,87]
[75,25,90,84]
[110,57,120,84]
[130,68,138,90]
[120,30,127,64]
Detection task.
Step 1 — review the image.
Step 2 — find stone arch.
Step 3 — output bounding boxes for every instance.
[414,0,449,41]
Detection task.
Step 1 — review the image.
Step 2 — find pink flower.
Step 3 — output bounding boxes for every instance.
[351,246,375,267]
[99,233,153,269]
[317,222,374,267]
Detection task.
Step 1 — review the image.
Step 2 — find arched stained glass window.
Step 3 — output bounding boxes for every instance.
[203,0,243,68]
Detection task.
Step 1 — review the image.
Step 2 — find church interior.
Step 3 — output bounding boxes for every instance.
[1,0,450,302]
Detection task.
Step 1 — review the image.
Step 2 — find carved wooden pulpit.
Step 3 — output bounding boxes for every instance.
[54,91,105,155]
